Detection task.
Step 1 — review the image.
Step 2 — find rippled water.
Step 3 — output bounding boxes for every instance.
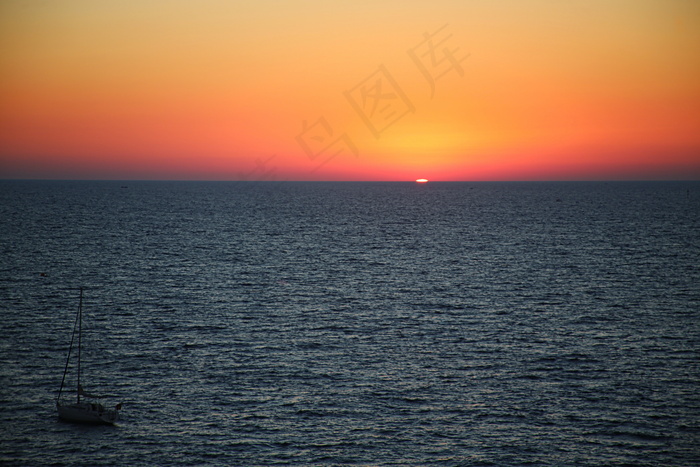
[1,181,699,465]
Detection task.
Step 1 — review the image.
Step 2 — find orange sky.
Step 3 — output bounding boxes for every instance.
[1,0,699,181]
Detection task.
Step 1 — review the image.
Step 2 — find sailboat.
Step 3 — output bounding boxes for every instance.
[56,288,122,424]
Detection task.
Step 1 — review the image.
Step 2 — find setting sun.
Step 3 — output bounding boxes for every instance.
[416,179,429,183]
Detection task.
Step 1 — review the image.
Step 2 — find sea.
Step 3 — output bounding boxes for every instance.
[0,180,699,466]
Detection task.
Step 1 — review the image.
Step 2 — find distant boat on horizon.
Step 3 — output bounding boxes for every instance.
[56,288,122,425]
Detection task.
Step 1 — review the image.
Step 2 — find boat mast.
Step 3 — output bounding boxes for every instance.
[57,288,82,405]
[77,287,82,404]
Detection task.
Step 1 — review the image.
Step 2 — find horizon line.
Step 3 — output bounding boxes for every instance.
[2,178,699,183]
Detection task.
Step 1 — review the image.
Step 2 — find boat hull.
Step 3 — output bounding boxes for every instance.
[57,402,119,425]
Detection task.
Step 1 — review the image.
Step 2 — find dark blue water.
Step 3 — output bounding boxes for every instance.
[1,181,699,466]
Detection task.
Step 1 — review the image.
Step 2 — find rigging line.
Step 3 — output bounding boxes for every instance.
[77,288,82,404]
[57,287,82,403]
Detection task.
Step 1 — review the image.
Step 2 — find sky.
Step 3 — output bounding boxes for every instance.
[1,0,699,181]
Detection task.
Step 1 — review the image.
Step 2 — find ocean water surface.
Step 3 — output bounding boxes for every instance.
[1,180,699,465]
